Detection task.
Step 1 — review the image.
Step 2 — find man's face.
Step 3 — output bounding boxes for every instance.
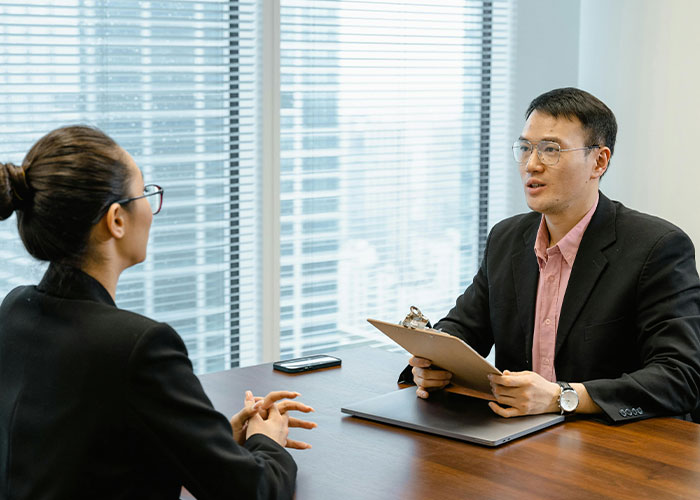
[518,110,605,219]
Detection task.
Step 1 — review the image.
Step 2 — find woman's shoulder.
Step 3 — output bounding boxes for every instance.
[2,282,180,354]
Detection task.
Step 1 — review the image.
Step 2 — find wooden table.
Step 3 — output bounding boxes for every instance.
[195,347,700,500]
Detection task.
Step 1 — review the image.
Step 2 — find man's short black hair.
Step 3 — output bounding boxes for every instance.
[526,87,617,161]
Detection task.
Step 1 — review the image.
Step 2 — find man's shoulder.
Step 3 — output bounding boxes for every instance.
[611,199,690,242]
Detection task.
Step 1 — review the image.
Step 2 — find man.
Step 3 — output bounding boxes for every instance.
[406,87,700,423]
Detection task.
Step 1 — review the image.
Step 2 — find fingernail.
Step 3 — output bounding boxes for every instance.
[487,374,493,381]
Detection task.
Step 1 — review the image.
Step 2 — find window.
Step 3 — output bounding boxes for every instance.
[0,0,264,372]
[1,1,512,370]
[279,0,511,358]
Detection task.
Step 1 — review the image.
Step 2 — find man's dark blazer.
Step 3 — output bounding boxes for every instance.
[432,192,700,423]
[0,264,296,500]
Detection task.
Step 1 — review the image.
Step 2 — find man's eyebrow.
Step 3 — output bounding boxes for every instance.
[519,136,562,143]
[541,136,562,143]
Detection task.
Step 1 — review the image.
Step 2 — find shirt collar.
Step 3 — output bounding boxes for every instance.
[534,193,600,270]
[37,263,116,307]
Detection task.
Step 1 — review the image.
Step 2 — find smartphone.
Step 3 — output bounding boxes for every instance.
[273,354,341,373]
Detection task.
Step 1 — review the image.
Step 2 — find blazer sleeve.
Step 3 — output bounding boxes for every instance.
[584,229,700,423]
[125,323,297,500]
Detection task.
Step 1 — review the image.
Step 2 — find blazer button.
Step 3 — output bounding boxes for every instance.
[619,408,626,417]
[637,407,643,415]
[631,408,639,416]
[625,409,633,417]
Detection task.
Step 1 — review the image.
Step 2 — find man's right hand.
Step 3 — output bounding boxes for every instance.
[409,356,452,399]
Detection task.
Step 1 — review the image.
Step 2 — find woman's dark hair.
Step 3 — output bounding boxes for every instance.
[0,125,132,265]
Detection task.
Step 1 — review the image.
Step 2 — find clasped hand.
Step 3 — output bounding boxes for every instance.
[410,356,560,417]
[230,390,317,449]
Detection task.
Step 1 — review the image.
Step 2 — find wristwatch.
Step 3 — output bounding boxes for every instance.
[557,381,579,415]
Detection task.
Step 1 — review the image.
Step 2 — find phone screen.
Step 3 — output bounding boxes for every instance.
[281,356,337,368]
[274,354,341,372]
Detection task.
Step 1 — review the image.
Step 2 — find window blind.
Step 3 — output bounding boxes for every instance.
[278,0,512,358]
[0,0,263,373]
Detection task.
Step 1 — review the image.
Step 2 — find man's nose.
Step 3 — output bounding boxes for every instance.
[525,148,545,172]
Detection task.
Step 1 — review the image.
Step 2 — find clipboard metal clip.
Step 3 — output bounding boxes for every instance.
[401,306,430,329]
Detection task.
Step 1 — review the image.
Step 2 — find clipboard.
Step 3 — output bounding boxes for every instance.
[367,318,501,397]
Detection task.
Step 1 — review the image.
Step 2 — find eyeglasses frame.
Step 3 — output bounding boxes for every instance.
[115,184,164,215]
[513,139,600,166]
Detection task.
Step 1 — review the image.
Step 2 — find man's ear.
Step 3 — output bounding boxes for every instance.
[103,202,127,240]
[591,146,611,179]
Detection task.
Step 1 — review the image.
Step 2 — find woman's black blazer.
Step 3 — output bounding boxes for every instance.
[0,264,296,500]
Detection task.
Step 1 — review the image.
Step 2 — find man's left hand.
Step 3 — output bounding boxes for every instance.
[487,370,560,417]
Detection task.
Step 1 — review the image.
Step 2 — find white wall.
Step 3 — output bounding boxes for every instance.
[508,0,700,252]
[579,0,700,247]
[507,0,581,216]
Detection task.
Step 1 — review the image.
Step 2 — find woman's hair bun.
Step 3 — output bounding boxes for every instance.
[0,161,31,220]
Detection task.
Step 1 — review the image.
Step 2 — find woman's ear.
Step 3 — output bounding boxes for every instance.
[103,202,127,240]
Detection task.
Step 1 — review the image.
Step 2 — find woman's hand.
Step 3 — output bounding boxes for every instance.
[231,390,317,449]
[230,390,260,445]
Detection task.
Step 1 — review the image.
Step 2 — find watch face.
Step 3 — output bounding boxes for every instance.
[560,390,578,412]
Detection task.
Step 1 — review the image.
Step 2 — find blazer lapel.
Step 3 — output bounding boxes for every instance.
[555,193,616,357]
[512,221,539,367]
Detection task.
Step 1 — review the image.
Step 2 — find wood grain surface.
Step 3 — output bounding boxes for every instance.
[188,347,700,500]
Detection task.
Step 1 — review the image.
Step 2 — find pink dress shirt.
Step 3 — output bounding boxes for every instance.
[531,195,599,382]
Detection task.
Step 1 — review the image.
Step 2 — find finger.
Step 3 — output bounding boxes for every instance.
[408,356,432,368]
[414,373,451,389]
[235,397,259,422]
[420,370,452,382]
[492,390,519,404]
[288,416,317,429]
[244,390,257,408]
[267,402,287,422]
[488,401,523,418]
[489,374,526,388]
[413,377,449,390]
[285,439,312,450]
[416,386,430,399]
[249,411,264,423]
[501,370,530,376]
[236,406,259,420]
[490,381,521,396]
[413,367,452,382]
[277,401,315,414]
[415,380,449,391]
[257,391,301,410]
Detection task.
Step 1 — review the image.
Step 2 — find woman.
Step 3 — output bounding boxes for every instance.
[0,126,314,499]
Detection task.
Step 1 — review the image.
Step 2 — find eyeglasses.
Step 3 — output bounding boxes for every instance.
[512,140,599,166]
[115,184,164,215]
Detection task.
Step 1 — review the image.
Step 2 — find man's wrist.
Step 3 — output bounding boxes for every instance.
[557,381,580,414]
[549,381,562,413]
